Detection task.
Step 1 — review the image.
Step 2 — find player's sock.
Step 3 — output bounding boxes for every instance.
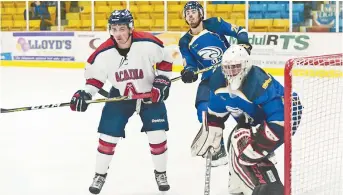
[147,130,168,172]
[95,134,120,174]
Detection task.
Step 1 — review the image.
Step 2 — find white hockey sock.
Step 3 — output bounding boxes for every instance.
[147,130,168,172]
[95,134,120,175]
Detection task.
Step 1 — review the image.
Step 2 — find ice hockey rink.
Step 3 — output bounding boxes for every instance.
[0,66,290,195]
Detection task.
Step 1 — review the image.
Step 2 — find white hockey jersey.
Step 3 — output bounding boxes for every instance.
[83,31,173,97]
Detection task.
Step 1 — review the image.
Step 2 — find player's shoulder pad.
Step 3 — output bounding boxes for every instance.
[241,66,272,102]
[178,32,192,48]
[87,37,115,64]
[209,67,227,92]
[132,31,164,48]
[203,17,223,32]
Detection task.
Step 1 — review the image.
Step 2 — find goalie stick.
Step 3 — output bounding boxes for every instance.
[0,93,151,113]
[98,63,221,97]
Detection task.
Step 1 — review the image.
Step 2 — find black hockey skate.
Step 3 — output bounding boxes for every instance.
[154,170,170,191]
[211,143,228,167]
[89,173,107,194]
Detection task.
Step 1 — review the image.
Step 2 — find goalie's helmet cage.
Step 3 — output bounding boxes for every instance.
[183,1,204,20]
[108,9,134,29]
[284,53,343,195]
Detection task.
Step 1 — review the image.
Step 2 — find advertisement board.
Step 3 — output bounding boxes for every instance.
[9,32,75,61]
[1,31,342,72]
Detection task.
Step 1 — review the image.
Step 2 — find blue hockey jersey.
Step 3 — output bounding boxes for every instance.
[178,17,249,80]
[207,66,303,150]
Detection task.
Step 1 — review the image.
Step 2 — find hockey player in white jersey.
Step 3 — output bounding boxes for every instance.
[69,9,173,194]
[191,45,303,194]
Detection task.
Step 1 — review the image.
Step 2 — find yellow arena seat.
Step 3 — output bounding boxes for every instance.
[216,12,228,19]
[96,6,111,13]
[216,4,233,13]
[154,4,164,13]
[151,13,164,19]
[1,20,13,31]
[129,5,139,13]
[111,5,125,11]
[2,14,13,20]
[95,13,106,21]
[251,19,273,32]
[168,1,180,5]
[80,13,91,20]
[151,19,164,31]
[229,12,245,19]
[168,4,183,13]
[66,13,80,20]
[3,2,14,8]
[67,20,81,29]
[29,20,41,31]
[139,4,151,13]
[135,1,150,6]
[248,19,254,31]
[13,14,24,20]
[78,1,91,7]
[136,19,152,31]
[206,4,216,14]
[12,20,26,31]
[95,19,107,31]
[236,18,246,28]
[108,1,122,6]
[81,20,91,30]
[4,7,16,14]
[82,5,91,13]
[224,18,236,25]
[136,13,151,19]
[232,4,245,12]
[16,7,25,14]
[168,19,184,31]
[270,19,289,32]
[95,2,107,6]
[168,12,180,19]
[150,1,164,5]
[15,2,25,8]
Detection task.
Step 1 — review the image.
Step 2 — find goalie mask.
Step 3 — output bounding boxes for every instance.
[221,44,251,90]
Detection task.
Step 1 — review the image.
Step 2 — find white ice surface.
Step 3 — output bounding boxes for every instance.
[0,67,285,195]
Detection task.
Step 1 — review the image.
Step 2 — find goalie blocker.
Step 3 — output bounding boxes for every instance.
[191,112,284,195]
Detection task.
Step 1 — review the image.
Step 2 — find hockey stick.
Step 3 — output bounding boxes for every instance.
[204,147,213,195]
[0,93,151,113]
[98,63,221,97]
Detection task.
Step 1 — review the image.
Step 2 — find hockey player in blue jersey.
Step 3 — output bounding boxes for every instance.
[191,45,303,195]
[179,1,252,167]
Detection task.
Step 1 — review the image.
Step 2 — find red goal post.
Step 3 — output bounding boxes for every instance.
[284,53,343,195]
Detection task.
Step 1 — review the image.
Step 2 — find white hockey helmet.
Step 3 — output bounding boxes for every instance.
[221,44,251,90]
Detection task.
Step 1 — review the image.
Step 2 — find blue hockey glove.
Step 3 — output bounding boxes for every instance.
[181,69,198,83]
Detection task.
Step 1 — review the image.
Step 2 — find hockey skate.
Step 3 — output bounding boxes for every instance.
[89,173,107,194]
[211,143,228,167]
[154,170,170,191]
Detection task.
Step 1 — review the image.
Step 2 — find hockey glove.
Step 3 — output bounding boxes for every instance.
[151,75,171,103]
[181,69,198,83]
[70,90,92,112]
[230,115,279,166]
[191,112,224,157]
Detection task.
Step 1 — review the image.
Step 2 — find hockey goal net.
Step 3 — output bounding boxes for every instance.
[284,53,343,195]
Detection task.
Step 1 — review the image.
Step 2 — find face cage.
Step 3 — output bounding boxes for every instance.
[222,63,243,79]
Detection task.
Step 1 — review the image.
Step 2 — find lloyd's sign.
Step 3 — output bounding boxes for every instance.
[12,32,75,61]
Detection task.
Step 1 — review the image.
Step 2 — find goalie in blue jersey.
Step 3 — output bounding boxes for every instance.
[179,1,252,167]
[191,45,303,195]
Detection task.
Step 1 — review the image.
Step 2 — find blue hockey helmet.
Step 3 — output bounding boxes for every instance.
[108,9,134,29]
[183,1,204,20]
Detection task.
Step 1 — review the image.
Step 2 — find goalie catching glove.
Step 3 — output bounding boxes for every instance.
[230,114,280,166]
[151,75,171,103]
[191,111,224,157]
